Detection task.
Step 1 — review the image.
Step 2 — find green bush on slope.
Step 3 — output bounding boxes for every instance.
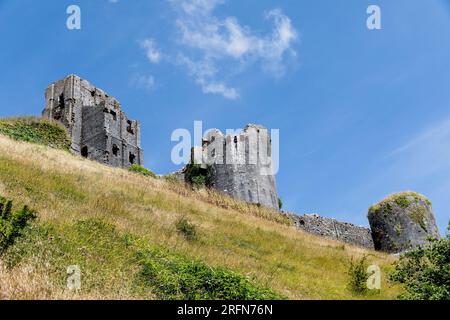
[0,117,71,150]
[390,222,450,300]
[0,196,36,253]
[137,247,282,300]
[129,164,158,179]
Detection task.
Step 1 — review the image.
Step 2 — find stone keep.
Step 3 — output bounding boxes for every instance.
[193,124,279,210]
[368,192,440,253]
[42,75,144,168]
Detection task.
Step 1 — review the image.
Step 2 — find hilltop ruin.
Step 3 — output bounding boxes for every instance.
[42,75,144,168]
[39,76,441,253]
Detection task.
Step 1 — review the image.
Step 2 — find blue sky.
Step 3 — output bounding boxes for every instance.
[1,0,450,233]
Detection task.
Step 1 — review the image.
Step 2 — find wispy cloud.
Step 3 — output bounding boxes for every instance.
[140,39,162,64]
[129,73,156,92]
[388,118,450,160]
[140,0,298,99]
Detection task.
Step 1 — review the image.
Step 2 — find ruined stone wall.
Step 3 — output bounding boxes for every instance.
[42,75,144,168]
[193,124,279,210]
[289,213,375,249]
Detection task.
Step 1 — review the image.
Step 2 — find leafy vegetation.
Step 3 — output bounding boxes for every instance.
[0,197,36,253]
[175,216,198,241]
[278,198,283,210]
[347,256,370,295]
[368,191,432,216]
[129,164,158,179]
[184,164,210,188]
[390,222,450,300]
[137,246,282,300]
[0,117,71,150]
[409,207,428,232]
[395,196,411,209]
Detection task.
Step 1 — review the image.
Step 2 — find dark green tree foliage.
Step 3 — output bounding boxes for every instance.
[347,255,370,295]
[0,196,36,253]
[390,222,450,300]
[278,198,283,210]
[184,164,210,188]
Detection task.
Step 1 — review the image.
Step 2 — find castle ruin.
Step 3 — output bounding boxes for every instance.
[188,124,280,210]
[42,75,143,168]
[39,76,441,253]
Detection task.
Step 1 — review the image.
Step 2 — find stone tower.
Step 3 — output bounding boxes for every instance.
[42,75,144,168]
[368,192,440,253]
[191,124,279,210]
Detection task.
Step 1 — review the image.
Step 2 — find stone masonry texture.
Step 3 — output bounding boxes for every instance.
[289,213,375,249]
[42,75,143,168]
[191,124,279,210]
[368,192,440,253]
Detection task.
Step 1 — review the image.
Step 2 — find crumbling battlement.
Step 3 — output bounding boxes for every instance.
[190,124,279,210]
[42,75,143,168]
[288,213,375,249]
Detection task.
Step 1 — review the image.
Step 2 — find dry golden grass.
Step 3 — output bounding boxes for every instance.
[0,135,402,299]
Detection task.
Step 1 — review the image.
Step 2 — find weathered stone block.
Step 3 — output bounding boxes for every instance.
[368,192,440,253]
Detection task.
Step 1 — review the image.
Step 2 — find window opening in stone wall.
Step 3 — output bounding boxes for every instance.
[54,93,65,120]
[129,152,136,164]
[127,120,134,135]
[110,110,117,121]
[81,146,88,158]
[112,144,119,156]
[248,190,253,202]
[211,149,216,158]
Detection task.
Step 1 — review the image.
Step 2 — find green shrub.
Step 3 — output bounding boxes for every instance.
[0,117,71,150]
[137,247,282,300]
[129,164,158,178]
[278,198,283,210]
[176,217,197,241]
[347,256,369,295]
[0,196,36,253]
[390,222,450,300]
[395,196,411,209]
[184,164,209,188]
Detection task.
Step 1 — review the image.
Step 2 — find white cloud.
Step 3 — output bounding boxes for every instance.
[140,39,162,64]
[130,74,156,92]
[141,0,298,99]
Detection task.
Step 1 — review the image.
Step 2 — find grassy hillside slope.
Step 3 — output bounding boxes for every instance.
[0,132,402,299]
